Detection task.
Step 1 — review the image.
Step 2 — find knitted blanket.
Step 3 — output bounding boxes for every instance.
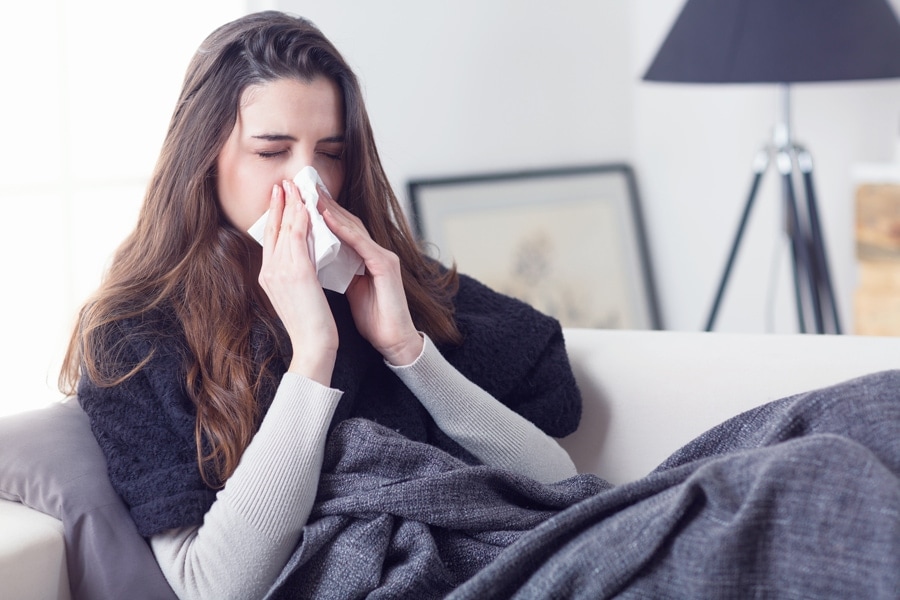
[265,370,900,599]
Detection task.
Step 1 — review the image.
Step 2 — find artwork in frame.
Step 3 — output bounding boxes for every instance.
[407,164,662,330]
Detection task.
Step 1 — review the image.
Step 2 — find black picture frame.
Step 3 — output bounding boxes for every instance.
[407,163,662,330]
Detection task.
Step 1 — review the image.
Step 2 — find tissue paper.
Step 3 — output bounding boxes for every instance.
[247,166,365,293]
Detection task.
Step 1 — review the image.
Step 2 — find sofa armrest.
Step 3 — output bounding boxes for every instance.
[0,498,71,600]
[559,329,900,484]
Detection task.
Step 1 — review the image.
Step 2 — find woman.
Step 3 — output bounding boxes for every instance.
[62,10,900,600]
[60,11,581,600]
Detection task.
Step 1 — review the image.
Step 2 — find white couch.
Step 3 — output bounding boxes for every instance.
[2,328,899,600]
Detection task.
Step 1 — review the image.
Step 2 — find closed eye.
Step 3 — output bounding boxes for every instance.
[317,150,343,161]
[257,150,287,159]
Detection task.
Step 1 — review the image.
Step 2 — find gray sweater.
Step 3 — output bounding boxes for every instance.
[151,334,577,600]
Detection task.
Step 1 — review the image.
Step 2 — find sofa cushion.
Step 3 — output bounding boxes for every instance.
[0,399,176,600]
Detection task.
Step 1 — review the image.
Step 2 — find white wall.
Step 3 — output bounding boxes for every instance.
[631,0,900,333]
[267,0,633,192]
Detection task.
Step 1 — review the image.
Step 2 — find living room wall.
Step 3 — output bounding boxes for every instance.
[633,0,900,334]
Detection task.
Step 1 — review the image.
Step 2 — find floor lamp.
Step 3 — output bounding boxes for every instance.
[643,0,900,334]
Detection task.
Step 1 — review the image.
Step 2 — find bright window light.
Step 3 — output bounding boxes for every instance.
[0,1,246,417]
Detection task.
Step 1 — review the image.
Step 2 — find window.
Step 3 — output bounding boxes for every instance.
[0,1,246,416]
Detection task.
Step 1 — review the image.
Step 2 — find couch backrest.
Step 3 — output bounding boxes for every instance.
[558,328,900,484]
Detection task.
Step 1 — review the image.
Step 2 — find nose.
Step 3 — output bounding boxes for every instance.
[285,148,315,181]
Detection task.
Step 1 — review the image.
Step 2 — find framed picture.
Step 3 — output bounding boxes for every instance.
[407,164,662,330]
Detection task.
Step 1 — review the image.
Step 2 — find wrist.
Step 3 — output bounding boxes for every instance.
[383,332,425,367]
[287,348,337,387]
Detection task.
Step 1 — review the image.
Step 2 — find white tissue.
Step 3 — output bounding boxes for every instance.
[247,166,365,293]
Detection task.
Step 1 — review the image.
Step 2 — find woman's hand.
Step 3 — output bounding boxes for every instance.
[319,192,424,366]
[258,180,338,385]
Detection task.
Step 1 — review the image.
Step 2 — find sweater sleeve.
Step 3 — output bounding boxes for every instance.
[387,334,577,483]
[446,274,583,439]
[150,373,342,600]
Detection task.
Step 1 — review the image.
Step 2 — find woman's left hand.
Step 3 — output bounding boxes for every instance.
[319,193,424,366]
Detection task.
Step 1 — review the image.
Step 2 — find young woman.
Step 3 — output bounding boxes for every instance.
[60,11,581,600]
[62,9,900,600]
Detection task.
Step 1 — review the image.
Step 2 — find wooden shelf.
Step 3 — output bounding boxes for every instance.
[855,182,900,336]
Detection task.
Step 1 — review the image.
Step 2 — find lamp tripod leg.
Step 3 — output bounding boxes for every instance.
[780,164,813,333]
[798,151,842,334]
[780,150,830,334]
[704,151,769,331]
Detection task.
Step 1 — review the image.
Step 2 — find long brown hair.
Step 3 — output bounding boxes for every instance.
[60,11,461,487]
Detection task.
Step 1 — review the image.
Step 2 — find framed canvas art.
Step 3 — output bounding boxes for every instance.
[407,164,661,330]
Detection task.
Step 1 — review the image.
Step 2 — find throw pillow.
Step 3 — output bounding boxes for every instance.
[0,399,176,600]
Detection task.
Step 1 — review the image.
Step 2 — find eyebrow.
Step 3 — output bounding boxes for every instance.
[251,134,345,143]
[252,134,296,142]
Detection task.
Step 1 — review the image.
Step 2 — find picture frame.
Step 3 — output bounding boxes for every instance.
[407,164,662,330]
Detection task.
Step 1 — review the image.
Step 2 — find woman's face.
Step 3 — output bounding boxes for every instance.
[216,76,346,232]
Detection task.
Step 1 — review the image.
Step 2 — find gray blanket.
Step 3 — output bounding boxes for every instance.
[266,370,900,599]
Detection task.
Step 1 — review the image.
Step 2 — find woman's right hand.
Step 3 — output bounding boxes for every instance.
[258,179,338,386]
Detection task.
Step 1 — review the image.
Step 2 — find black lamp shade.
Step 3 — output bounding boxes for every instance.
[644,0,900,83]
